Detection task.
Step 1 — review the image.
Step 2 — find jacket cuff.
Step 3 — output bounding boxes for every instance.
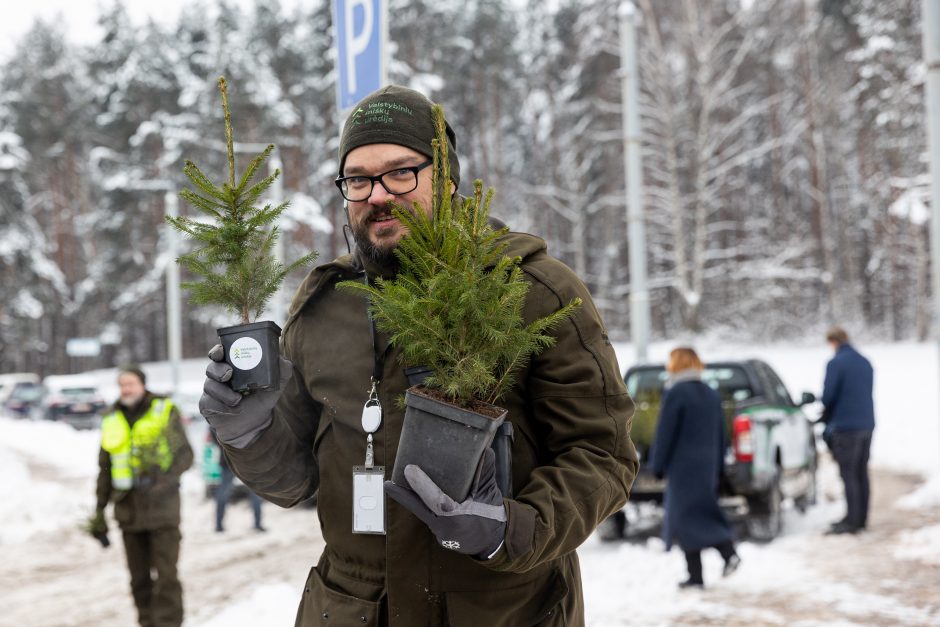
[222,415,283,463]
[504,499,537,560]
[480,500,536,570]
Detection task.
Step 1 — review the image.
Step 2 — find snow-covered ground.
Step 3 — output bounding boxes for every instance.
[1,341,938,626]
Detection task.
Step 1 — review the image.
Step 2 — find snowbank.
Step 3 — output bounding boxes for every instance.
[193,583,299,627]
[0,418,99,544]
[894,524,940,566]
[898,473,940,509]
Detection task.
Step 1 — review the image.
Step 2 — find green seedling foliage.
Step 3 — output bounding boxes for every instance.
[340,105,580,408]
[166,77,317,323]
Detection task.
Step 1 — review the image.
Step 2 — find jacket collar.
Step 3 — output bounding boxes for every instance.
[112,391,156,424]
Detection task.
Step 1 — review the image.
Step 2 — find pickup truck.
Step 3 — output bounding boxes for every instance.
[615,359,818,542]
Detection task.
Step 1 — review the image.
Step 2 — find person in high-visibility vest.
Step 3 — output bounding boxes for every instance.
[88,364,193,627]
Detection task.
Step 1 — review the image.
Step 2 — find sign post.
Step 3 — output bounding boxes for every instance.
[333,0,388,115]
[923,0,940,463]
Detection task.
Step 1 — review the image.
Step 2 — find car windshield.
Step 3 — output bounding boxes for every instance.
[626,365,755,403]
[11,384,43,402]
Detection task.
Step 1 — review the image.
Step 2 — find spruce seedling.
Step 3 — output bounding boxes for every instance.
[166,77,317,324]
[340,105,580,408]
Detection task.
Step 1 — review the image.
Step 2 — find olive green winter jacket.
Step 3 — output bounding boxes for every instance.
[96,392,194,531]
[223,231,638,626]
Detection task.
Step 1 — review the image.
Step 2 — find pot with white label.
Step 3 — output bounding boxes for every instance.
[217,320,282,393]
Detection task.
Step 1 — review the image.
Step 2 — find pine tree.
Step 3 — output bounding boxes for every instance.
[165,77,317,324]
[341,105,580,408]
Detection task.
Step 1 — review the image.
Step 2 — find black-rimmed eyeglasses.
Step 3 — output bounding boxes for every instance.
[335,160,432,202]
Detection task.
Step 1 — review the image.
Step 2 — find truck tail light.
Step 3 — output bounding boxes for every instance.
[733,414,754,462]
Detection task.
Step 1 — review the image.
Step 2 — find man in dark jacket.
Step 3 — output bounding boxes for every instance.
[198,85,638,626]
[820,326,875,535]
[89,365,194,627]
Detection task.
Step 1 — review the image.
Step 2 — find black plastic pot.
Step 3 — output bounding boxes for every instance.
[392,388,507,502]
[217,320,282,393]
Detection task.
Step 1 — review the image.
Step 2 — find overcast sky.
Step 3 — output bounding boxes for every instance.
[0,0,303,60]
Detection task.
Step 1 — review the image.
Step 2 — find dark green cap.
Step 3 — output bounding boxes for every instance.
[338,85,460,188]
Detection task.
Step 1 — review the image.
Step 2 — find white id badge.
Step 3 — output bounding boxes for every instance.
[352,466,386,535]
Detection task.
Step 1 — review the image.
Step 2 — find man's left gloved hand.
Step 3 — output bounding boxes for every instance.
[385,448,507,559]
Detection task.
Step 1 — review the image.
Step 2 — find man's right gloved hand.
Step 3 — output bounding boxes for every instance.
[198,344,293,449]
[84,509,110,548]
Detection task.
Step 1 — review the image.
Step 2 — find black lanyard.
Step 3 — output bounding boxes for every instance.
[364,274,390,384]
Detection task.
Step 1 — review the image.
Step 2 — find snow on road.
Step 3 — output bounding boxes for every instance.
[1,341,938,626]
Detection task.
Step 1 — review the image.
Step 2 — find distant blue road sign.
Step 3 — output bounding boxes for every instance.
[334,0,387,114]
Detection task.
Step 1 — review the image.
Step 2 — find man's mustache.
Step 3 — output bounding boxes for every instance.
[363,201,416,223]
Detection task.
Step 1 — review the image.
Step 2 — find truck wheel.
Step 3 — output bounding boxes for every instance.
[746,471,782,542]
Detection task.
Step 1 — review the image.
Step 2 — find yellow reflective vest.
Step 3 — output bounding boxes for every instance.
[100,398,175,490]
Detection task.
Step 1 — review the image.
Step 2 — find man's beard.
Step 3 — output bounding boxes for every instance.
[120,393,145,407]
[350,204,407,268]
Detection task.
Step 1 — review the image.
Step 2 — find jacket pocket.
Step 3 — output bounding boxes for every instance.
[444,567,569,627]
[295,566,384,627]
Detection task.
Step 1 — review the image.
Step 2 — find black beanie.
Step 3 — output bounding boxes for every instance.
[338,85,461,188]
[118,364,146,386]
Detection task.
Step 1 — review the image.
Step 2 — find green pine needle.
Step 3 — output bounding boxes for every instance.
[165,76,317,323]
[339,105,580,407]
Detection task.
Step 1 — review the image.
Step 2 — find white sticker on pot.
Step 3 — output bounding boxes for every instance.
[229,337,263,370]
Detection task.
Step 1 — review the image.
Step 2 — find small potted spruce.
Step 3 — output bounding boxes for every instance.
[340,105,580,501]
[166,77,317,392]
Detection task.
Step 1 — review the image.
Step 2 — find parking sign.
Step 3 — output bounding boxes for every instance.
[334,0,387,114]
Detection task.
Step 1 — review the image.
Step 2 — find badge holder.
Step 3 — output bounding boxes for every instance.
[353,379,385,535]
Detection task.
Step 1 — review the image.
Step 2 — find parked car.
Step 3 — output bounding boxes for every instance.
[0,373,43,419]
[621,359,818,542]
[42,375,107,430]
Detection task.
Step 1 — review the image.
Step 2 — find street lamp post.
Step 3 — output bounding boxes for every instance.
[165,191,182,397]
[922,0,940,456]
[621,1,650,363]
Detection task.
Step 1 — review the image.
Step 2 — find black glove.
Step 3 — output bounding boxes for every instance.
[385,448,507,559]
[199,344,292,448]
[813,407,831,425]
[84,509,110,548]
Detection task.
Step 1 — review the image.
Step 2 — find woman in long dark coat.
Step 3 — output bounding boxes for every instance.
[650,347,741,588]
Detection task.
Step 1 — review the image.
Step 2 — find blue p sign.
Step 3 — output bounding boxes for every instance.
[334,0,387,114]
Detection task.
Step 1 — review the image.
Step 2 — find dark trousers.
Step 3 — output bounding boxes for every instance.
[684,540,735,584]
[122,527,183,627]
[831,429,873,529]
[215,465,263,531]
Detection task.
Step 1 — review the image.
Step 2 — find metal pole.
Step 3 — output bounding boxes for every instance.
[923,0,940,454]
[380,0,389,88]
[270,148,287,327]
[621,1,650,363]
[165,191,182,398]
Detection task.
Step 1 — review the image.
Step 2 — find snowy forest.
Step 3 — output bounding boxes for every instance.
[0,0,931,376]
